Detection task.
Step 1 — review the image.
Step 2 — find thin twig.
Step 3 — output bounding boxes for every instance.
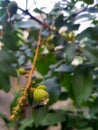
[18,7,57,32]
[5,0,57,32]
[25,27,42,91]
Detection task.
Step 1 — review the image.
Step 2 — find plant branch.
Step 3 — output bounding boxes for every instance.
[6,0,57,32]
[10,28,42,120]
[18,7,57,32]
[25,27,42,91]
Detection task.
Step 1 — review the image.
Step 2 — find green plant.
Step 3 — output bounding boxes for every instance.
[0,0,98,130]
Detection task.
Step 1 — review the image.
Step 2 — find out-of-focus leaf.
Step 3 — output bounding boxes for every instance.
[0,61,17,76]
[82,45,98,66]
[36,54,56,75]
[90,97,98,115]
[32,107,47,127]
[60,73,72,91]
[72,65,93,105]
[0,113,9,124]
[0,49,17,91]
[75,13,92,22]
[0,73,10,92]
[42,76,61,103]
[0,13,8,27]
[2,30,24,51]
[83,0,94,5]
[34,8,47,14]
[54,64,74,73]
[55,14,65,29]
[64,43,77,63]
[59,91,69,100]
[14,19,40,29]
[41,110,66,126]
[0,49,17,76]
[19,117,34,130]
[10,92,21,110]
[0,48,17,63]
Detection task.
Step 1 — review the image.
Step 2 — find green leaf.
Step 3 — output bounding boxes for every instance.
[10,92,21,111]
[2,29,24,51]
[72,65,93,105]
[0,49,17,77]
[0,62,17,77]
[0,49,17,63]
[55,14,65,29]
[32,107,47,127]
[54,64,74,73]
[83,0,94,5]
[82,45,98,66]
[19,117,34,130]
[0,113,9,124]
[64,43,77,63]
[90,97,98,115]
[0,49,17,92]
[60,73,72,91]
[36,54,56,75]
[0,73,10,92]
[14,19,40,29]
[41,110,66,126]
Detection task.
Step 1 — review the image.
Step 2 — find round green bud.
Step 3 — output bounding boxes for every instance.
[18,67,27,75]
[33,88,49,102]
[37,85,47,90]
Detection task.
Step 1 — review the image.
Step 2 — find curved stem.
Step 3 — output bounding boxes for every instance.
[25,27,42,91]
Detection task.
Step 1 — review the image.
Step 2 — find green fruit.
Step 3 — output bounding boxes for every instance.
[18,67,27,75]
[37,85,47,90]
[33,87,49,102]
[7,1,18,16]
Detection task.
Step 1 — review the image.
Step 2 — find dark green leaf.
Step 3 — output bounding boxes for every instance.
[90,97,98,115]
[83,0,94,5]
[55,14,65,29]
[0,73,10,92]
[59,91,69,100]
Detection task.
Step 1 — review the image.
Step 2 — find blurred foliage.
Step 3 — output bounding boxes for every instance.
[0,0,98,130]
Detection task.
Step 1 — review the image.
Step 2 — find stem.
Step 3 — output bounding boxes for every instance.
[25,28,42,90]
[6,0,57,32]
[19,7,57,32]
